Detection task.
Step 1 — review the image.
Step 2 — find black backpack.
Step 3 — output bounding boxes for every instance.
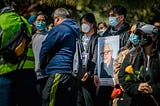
[0,22,31,65]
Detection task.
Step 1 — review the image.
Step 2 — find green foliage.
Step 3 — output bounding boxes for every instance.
[11,0,160,25]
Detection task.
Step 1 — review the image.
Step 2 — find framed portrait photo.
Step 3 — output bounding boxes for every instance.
[97,36,119,86]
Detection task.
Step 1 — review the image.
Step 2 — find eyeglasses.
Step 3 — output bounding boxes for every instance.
[101,50,111,56]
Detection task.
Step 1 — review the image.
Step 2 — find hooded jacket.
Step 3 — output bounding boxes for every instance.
[40,18,80,75]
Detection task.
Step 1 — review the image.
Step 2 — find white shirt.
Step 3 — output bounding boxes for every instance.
[32,31,47,74]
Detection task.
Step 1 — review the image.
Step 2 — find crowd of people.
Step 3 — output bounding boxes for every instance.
[0,0,160,106]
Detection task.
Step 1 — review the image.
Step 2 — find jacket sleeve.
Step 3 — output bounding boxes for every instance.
[118,54,140,96]
[39,28,59,69]
[89,36,99,76]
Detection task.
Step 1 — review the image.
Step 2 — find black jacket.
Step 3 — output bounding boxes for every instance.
[102,22,130,48]
[118,46,160,106]
[84,33,99,76]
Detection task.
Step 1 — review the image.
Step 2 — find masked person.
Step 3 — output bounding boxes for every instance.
[112,22,145,106]
[0,1,40,106]
[32,12,48,96]
[97,22,108,36]
[102,5,130,48]
[32,12,48,78]
[78,13,99,106]
[95,5,130,106]
[118,24,160,106]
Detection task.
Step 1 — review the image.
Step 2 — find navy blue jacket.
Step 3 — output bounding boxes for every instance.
[40,19,80,75]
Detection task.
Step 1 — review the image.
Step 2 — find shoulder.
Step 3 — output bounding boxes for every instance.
[53,24,71,33]
[102,27,111,36]
[21,16,32,34]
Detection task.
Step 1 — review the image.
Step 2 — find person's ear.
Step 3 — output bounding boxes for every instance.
[119,15,124,21]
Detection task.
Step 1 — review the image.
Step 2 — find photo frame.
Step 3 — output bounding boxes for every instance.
[97,36,119,86]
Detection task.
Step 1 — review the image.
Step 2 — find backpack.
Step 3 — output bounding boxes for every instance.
[0,22,31,65]
[61,24,86,79]
[72,38,86,79]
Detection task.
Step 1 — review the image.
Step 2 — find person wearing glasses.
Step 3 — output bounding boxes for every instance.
[100,43,114,78]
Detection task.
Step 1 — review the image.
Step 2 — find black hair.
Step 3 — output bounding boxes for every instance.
[80,13,97,33]
[0,0,6,9]
[34,12,48,24]
[109,5,127,19]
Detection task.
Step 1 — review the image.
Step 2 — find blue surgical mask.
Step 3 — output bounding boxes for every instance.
[129,33,139,45]
[109,17,118,27]
[35,21,46,31]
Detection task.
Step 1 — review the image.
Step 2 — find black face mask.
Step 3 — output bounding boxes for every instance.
[139,36,152,46]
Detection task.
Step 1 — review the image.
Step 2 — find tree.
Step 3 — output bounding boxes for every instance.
[4,0,160,25]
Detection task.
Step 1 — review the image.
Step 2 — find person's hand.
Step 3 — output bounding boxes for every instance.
[94,75,100,87]
[113,63,121,72]
[111,84,124,99]
[138,83,153,94]
[81,72,90,82]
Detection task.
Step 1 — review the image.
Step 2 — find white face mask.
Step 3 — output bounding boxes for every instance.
[81,23,90,33]
[98,29,106,36]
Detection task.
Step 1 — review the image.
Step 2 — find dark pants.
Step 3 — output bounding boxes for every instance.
[42,73,79,106]
[82,78,96,106]
[96,86,114,106]
[0,69,41,106]
[77,85,95,106]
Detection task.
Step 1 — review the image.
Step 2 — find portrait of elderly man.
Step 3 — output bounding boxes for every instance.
[100,43,114,78]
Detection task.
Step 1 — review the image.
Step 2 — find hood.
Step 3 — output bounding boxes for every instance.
[61,18,80,38]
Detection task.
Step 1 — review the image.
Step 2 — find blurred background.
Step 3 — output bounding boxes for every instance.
[2,0,160,26]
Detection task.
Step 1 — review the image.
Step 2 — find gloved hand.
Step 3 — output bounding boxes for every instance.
[111,84,124,99]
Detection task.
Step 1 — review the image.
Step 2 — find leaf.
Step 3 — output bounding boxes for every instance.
[135,70,140,75]
[125,75,131,82]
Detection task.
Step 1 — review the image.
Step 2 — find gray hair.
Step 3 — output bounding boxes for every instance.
[51,8,70,18]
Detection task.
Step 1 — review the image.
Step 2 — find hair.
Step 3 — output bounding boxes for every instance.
[34,12,48,24]
[109,5,127,19]
[102,43,113,51]
[148,27,160,62]
[80,13,97,33]
[51,8,70,18]
[98,21,108,30]
[129,22,146,34]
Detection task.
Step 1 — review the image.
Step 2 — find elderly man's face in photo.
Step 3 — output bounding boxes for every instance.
[101,44,113,64]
